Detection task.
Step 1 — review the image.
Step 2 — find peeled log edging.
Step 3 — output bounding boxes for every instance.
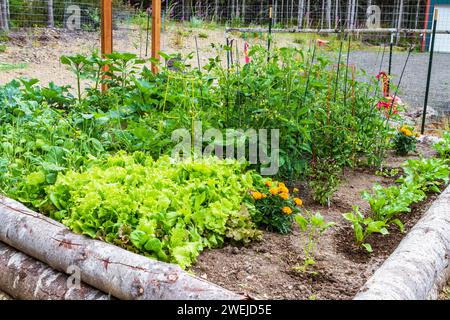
[0,196,243,300]
[355,184,450,300]
[0,242,109,300]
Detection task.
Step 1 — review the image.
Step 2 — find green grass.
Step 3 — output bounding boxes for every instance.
[0,62,28,72]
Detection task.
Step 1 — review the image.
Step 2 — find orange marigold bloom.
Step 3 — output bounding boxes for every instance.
[264,180,272,187]
[269,187,279,195]
[279,186,289,194]
[279,192,289,200]
[294,198,303,206]
[282,207,293,215]
[252,191,263,200]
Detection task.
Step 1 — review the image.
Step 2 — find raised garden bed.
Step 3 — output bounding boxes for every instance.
[1,44,450,300]
[192,144,446,300]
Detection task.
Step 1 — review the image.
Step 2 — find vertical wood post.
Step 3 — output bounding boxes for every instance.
[101,0,113,91]
[152,0,161,74]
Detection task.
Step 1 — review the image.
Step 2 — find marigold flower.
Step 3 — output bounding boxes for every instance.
[293,188,299,193]
[294,198,303,206]
[404,129,413,137]
[269,187,279,195]
[252,191,264,200]
[277,183,289,194]
[282,207,293,215]
[264,180,272,187]
[279,192,289,200]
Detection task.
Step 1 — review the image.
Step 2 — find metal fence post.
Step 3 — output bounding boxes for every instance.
[421,8,438,134]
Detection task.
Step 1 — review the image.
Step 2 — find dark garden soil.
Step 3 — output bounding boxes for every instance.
[191,143,440,300]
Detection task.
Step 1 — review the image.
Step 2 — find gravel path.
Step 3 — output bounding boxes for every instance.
[349,50,450,115]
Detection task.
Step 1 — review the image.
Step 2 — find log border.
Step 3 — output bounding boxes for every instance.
[0,196,244,300]
[354,184,450,300]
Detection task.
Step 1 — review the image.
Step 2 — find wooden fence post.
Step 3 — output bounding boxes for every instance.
[101,0,113,91]
[152,0,161,73]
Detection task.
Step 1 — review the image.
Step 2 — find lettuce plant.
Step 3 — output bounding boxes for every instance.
[46,153,262,269]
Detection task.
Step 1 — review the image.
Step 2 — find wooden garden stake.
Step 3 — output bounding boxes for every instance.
[327,69,333,125]
[194,36,201,71]
[343,35,351,107]
[101,0,113,91]
[387,33,394,96]
[152,0,161,74]
[351,65,356,116]
[333,29,344,102]
[267,6,273,61]
[145,6,151,57]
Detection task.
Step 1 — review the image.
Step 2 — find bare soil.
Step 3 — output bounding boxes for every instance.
[191,143,440,300]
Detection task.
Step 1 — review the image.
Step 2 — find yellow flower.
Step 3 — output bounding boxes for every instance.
[400,126,414,137]
[252,191,263,200]
[282,207,293,215]
[269,187,280,195]
[415,132,421,138]
[294,198,303,206]
[278,182,286,188]
[293,188,299,193]
[280,186,289,194]
[279,192,289,200]
[264,180,273,187]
